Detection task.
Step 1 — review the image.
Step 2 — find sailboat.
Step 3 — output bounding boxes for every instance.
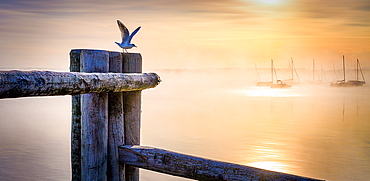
[255,63,273,87]
[284,58,301,85]
[330,55,366,87]
[270,59,292,88]
[306,59,323,84]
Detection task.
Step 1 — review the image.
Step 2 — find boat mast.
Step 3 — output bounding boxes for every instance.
[292,59,300,84]
[255,63,261,82]
[357,59,366,83]
[271,59,273,83]
[290,57,293,81]
[356,59,359,81]
[321,65,327,82]
[313,59,315,82]
[343,55,345,81]
[271,59,279,83]
[333,65,338,80]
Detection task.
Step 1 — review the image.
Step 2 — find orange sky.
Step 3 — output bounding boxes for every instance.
[1,0,370,70]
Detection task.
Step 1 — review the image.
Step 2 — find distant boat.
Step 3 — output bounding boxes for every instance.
[306,59,323,84]
[270,59,292,89]
[284,58,300,85]
[255,64,272,87]
[330,56,366,87]
[271,79,292,88]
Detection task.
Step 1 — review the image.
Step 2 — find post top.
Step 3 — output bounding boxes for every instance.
[70,49,141,55]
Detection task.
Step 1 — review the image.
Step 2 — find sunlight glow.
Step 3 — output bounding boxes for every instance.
[249,161,288,173]
[232,88,304,98]
[246,144,290,173]
[250,0,285,5]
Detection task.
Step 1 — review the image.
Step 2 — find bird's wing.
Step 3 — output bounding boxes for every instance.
[117,20,130,43]
[128,26,141,43]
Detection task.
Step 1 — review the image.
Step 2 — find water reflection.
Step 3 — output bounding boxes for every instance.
[247,143,289,173]
[249,161,288,173]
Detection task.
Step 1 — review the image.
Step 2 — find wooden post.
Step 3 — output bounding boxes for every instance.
[108,51,125,181]
[80,50,109,181]
[123,53,142,181]
[70,50,152,180]
[70,49,82,181]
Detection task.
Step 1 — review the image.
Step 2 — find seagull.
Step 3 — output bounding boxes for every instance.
[115,20,141,53]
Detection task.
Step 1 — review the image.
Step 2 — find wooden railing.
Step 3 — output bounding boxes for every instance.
[0,71,158,98]
[0,49,324,181]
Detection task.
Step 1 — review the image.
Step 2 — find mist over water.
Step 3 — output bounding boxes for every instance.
[142,68,370,181]
[1,68,370,180]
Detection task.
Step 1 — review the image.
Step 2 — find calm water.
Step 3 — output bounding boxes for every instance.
[1,69,370,180]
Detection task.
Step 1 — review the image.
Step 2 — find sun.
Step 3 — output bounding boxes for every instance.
[251,0,285,5]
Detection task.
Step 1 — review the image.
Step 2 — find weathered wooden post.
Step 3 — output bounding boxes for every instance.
[108,52,125,181]
[123,53,142,181]
[80,50,109,180]
[70,50,144,181]
[70,49,82,181]
[70,49,111,181]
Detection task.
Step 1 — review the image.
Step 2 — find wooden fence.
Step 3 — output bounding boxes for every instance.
[0,49,325,181]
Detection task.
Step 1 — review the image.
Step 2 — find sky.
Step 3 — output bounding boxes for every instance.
[1,0,370,71]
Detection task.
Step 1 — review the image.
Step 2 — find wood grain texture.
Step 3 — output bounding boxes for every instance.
[80,49,109,181]
[107,51,125,181]
[70,49,82,181]
[0,71,160,98]
[119,145,325,181]
[122,53,142,181]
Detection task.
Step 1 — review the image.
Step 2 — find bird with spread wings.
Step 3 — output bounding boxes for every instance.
[115,20,141,53]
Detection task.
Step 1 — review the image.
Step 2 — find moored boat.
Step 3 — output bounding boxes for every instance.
[330,56,366,87]
[271,80,293,88]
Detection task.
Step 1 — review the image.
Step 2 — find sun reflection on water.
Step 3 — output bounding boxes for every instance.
[249,161,288,173]
[237,138,294,174]
[245,145,291,173]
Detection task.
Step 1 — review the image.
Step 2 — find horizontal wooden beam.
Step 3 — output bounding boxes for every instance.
[119,145,324,181]
[0,71,160,98]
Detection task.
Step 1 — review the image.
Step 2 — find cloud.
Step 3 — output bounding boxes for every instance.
[0,0,370,70]
[293,0,370,22]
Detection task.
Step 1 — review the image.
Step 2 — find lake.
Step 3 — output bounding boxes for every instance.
[1,68,370,180]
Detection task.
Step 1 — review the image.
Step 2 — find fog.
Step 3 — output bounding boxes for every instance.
[140,68,370,180]
[1,67,370,180]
